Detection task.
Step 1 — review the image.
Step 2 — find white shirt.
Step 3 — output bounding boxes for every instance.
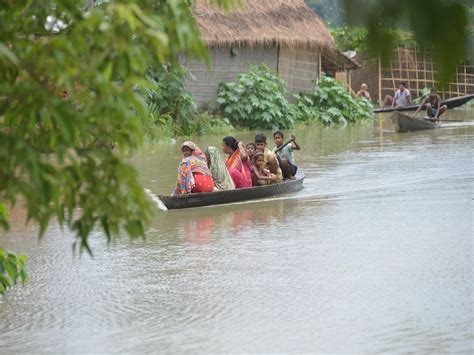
[394,89,411,107]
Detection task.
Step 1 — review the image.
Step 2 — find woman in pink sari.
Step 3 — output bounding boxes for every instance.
[222,136,252,188]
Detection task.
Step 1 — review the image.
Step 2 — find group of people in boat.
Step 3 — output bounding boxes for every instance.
[358,81,448,120]
[173,131,300,195]
[385,82,447,120]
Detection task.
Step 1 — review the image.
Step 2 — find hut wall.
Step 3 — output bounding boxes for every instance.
[181,46,278,109]
[278,44,320,95]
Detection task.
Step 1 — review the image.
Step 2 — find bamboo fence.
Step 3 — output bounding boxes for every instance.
[376,45,474,105]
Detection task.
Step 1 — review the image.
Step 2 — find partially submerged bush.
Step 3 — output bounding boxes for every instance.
[217,65,295,129]
[293,76,373,124]
[144,65,198,135]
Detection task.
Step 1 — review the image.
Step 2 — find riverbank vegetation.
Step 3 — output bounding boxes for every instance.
[216,65,372,129]
[217,65,295,130]
[139,64,372,138]
[140,66,233,138]
[293,76,373,125]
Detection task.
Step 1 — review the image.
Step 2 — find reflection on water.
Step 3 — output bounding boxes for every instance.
[0,109,473,353]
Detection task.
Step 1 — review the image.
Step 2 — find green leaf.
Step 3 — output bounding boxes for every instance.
[0,43,19,66]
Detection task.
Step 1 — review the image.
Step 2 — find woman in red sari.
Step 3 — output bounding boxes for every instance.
[222,136,252,188]
[174,141,214,195]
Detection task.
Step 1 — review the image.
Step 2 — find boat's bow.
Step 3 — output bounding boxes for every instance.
[391,111,440,132]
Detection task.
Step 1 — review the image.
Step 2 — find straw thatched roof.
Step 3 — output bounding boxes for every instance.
[194,0,335,50]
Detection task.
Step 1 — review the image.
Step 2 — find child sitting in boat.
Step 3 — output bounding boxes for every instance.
[251,151,277,186]
[254,133,283,183]
[272,131,300,180]
[246,142,256,162]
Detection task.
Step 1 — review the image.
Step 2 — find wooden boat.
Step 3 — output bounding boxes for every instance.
[391,111,440,132]
[158,172,305,210]
[374,94,474,113]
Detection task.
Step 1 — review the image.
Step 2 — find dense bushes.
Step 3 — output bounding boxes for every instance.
[141,65,232,138]
[140,64,373,139]
[217,65,295,129]
[143,66,197,136]
[217,65,372,128]
[293,76,373,124]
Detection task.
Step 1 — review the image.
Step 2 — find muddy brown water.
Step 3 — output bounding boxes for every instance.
[1,108,473,352]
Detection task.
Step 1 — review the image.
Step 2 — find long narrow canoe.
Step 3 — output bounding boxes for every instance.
[374,94,474,113]
[158,173,305,210]
[391,111,440,132]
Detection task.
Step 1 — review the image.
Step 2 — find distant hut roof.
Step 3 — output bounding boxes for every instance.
[194,0,359,69]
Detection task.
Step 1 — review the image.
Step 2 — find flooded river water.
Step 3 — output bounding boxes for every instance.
[1,109,473,352]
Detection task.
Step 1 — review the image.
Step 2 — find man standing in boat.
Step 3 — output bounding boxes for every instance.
[413,88,447,121]
[384,82,412,108]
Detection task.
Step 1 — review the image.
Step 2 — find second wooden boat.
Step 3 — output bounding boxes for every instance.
[158,172,305,210]
[374,94,474,113]
[391,111,440,132]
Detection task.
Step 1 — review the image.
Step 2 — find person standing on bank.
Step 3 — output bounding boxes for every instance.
[413,88,447,121]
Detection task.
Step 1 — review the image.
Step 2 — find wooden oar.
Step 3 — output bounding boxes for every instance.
[274,139,293,154]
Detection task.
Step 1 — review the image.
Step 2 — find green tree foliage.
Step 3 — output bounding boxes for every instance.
[293,76,373,125]
[0,0,239,294]
[341,0,470,84]
[0,249,27,295]
[217,65,295,129]
[331,27,415,53]
[304,0,345,27]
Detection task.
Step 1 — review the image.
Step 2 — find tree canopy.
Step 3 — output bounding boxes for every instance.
[0,0,239,294]
[305,0,345,27]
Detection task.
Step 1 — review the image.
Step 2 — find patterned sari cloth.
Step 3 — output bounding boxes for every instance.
[207,146,235,191]
[225,147,252,188]
[175,141,212,195]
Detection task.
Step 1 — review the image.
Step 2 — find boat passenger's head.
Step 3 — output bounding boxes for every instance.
[430,88,437,96]
[222,136,238,154]
[246,142,256,157]
[273,130,284,147]
[255,133,267,151]
[181,141,195,157]
[399,82,406,91]
[254,151,265,168]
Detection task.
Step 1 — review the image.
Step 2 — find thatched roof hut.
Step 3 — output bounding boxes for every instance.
[194,0,358,70]
[195,0,335,50]
[183,0,358,107]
